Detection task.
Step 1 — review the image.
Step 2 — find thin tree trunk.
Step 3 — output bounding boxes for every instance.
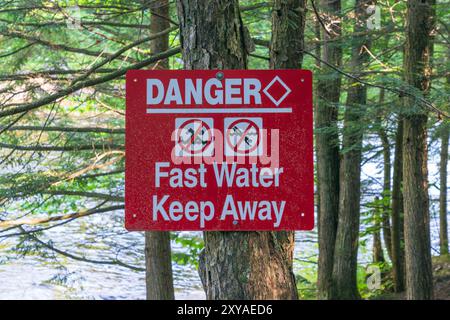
[391,117,405,292]
[373,230,385,263]
[402,0,435,300]
[439,58,450,256]
[270,0,306,70]
[373,197,385,263]
[376,89,393,262]
[144,0,175,300]
[315,0,342,300]
[145,232,174,299]
[379,129,393,261]
[439,124,449,255]
[331,0,372,300]
[176,0,298,300]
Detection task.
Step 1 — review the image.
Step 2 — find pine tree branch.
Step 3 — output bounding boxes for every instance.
[0,46,181,118]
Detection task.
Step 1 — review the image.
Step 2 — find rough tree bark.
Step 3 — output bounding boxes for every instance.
[144,0,175,300]
[315,0,342,300]
[439,123,449,255]
[331,0,372,300]
[269,0,307,288]
[176,0,298,300]
[391,117,405,292]
[270,0,306,70]
[373,197,385,263]
[402,0,435,300]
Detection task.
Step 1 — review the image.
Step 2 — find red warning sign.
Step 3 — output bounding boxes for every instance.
[125,70,313,231]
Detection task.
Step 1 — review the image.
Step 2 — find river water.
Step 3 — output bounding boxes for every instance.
[0,210,446,300]
[0,153,447,299]
[0,223,316,299]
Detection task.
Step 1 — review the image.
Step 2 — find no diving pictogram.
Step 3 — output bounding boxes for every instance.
[176,118,214,156]
[225,118,262,156]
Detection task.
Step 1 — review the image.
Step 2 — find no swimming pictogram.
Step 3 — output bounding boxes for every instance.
[225,118,262,156]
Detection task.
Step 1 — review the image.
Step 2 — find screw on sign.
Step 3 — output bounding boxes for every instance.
[125,69,314,231]
[176,118,213,155]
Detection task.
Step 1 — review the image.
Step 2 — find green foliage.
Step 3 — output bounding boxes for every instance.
[357,262,394,299]
[171,233,204,268]
[0,0,448,299]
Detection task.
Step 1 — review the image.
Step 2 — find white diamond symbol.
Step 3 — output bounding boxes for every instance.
[262,76,292,106]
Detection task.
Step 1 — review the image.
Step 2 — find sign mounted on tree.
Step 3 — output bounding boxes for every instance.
[125,70,313,231]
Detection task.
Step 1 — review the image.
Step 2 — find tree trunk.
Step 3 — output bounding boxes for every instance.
[373,197,385,263]
[376,89,393,262]
[315,0,342,300]
[402,0,435,300]
[269,0,307,291]
[144,0,175,300]
[269,0,306,70]
[439,123,449,255]
[439,57,449,256]
[373,228,385,264]
[149,1,171,70]
[145,232,175,299]
[331,0,373,300]
[379,128,393,261]
[176,0,298,300]
[391,117,405,292]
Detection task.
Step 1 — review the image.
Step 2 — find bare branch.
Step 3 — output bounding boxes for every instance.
[0,204,124,228]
